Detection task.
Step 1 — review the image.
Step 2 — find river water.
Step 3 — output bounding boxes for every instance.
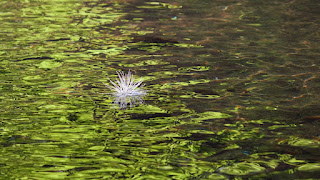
[1,0,319,179]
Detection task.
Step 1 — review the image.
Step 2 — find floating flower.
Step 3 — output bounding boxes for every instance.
[105,70,147,109]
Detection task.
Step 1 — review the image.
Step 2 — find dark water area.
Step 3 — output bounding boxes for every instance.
[1,0,320,179]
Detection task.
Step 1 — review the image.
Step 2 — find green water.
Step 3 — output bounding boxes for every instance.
[1,0,320,179]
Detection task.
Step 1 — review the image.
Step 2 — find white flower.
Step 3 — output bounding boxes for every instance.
[105,70,147,108]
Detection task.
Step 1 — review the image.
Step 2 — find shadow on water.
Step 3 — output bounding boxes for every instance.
[0,0,319,179]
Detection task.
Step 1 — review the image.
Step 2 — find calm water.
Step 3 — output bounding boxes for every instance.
[1,0,320,179]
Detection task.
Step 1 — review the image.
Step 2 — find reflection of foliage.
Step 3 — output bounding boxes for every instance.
[0,0,319,179]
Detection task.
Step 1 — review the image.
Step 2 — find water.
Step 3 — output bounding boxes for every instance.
[1,0,320,179]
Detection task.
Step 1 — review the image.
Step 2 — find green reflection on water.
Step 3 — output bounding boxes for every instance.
[1,0,320,179]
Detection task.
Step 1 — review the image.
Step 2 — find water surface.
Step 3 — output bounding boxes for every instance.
[1,0,320,179]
